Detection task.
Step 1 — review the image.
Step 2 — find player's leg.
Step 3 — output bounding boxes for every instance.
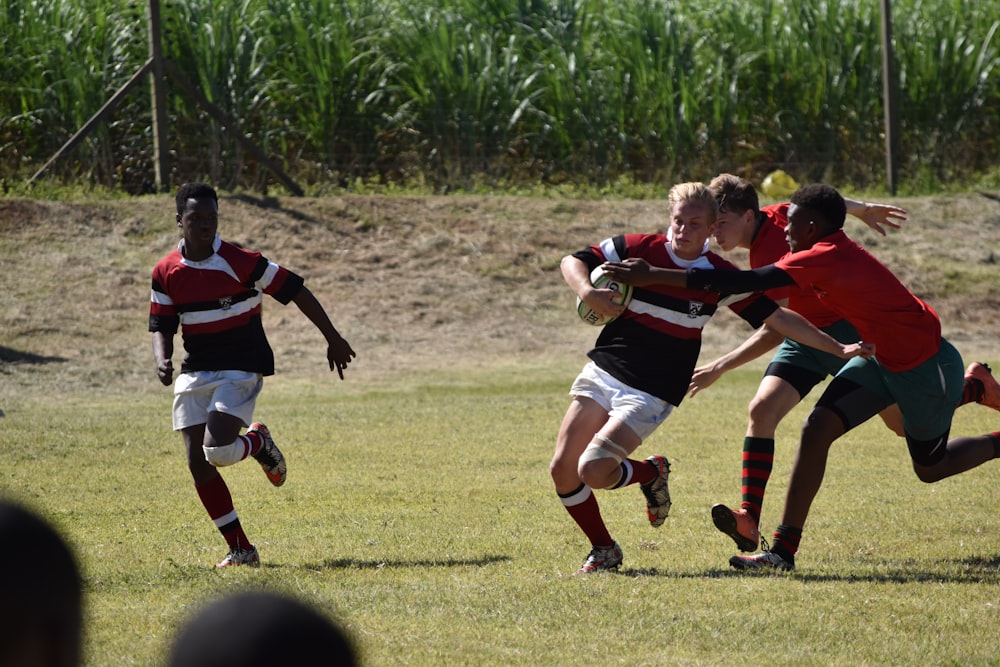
[196,372,285,486]
[551,393,621,573]
[572,373,674,528]
[714,350,823,552]
[174,372,261,567]
[732,358,890,571]
[893,341,1000,482]
[876,404,905,437]
[181,424,258,567]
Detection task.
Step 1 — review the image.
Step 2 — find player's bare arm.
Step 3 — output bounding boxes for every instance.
[151,331,174,386]
[292,287,356,380]
[689,324,785,397]
[844,197,907,236]
[561,255,626,320]
[763,307,875,360]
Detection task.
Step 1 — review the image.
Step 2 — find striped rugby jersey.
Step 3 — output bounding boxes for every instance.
[149,235,304,375]
[575,233,777,406]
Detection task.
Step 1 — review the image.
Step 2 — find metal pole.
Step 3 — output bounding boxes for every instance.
[880,0,899,195]
[148,0,170,192]
[163,60,304,196]
[28,60,153,185]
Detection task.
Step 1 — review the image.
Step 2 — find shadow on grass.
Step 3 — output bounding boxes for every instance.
[621,554,1000,583]
[230,193,323,225]
[302,554,511,571]
[0,345,67,365]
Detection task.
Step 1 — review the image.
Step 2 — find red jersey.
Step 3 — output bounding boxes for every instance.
[149,235,304,375]
[774,230,940,372]
[580,233,778,405]
[750,204,841,328]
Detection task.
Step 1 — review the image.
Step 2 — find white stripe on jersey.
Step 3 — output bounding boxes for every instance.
[257,260,282,291]
[150,289,172,306]
[180,294,263,326]
[627,298,712,331]
[599,237,623,263]
[180,252,243,283]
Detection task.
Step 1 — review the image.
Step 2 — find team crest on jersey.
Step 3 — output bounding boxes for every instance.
[218,296,233,310]
[688,301,705,318]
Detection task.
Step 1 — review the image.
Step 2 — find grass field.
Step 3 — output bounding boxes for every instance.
[3,191,1000,665]
[6,365,1000,665]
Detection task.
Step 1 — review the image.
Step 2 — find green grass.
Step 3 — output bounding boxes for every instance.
[5,363,1000,665]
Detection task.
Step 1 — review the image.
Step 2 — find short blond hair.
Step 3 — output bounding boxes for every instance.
[667,182,719,221]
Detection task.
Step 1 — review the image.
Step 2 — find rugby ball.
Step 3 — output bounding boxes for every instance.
[576,266,633,326]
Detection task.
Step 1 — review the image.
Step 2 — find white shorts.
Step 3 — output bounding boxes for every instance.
[172,370,263,431]
[569,362,674,441]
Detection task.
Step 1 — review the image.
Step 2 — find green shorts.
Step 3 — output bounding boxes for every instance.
[825,338,964,440]
[770,319,862,376]
[766,320,862,397]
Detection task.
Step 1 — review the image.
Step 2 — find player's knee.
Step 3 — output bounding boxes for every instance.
[578,435,627,487]
[747,399,780,432]
[907,433,948,481]
[912,464,944,483]
[801,408,842,446]
[550,455,577,486]
[203,440,247,467]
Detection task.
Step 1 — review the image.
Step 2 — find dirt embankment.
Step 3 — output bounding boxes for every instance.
[2,191,999,399]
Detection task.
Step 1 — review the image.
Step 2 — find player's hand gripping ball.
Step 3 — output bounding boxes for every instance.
[576,266,633,326]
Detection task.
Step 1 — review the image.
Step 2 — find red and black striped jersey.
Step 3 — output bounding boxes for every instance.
[149,235,304,375]
[577,233,777,406]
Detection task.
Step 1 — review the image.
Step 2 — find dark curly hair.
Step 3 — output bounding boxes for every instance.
[790,183,847,232]
[175,182,218,215]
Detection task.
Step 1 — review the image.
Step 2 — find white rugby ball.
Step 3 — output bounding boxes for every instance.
[576,266,634,326]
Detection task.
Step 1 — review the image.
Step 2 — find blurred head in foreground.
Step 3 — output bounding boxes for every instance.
[168,590,358,666]
[0,498,84,667]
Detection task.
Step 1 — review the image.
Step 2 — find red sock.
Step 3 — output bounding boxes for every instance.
[244,431,263,456]
[559,484,613,547]
[628,458,656,486]
[195,474,251,550]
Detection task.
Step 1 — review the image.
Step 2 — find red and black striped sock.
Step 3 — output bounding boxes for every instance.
[959,377,984,406]
[772,524,802,560]
[740,437,774,524]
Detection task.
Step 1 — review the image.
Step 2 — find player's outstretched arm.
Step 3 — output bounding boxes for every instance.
[292,286,356,380]
[689,324,784,397]
[844,197,907,236]
[601,257,688,287]
[763,307,875,360]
